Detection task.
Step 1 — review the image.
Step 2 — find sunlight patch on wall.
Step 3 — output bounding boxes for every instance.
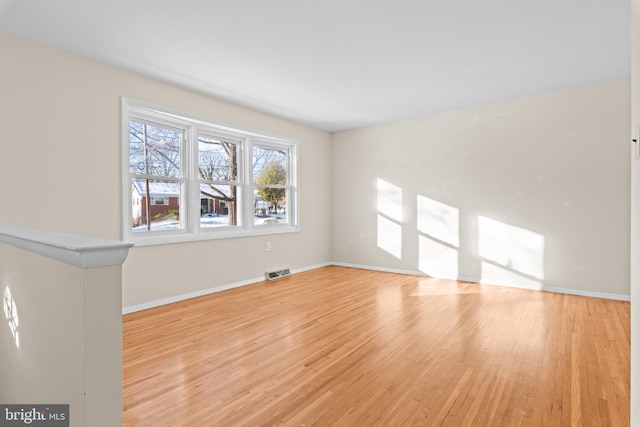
[3,286,19,348]
[478,216,545,289]
[417,196,459,246]
[378,216,402,259]
[418,236,458,278]
[377,178,403,222]
[417,196,459,278]
[377,179,403,259]
[479,262,544,289]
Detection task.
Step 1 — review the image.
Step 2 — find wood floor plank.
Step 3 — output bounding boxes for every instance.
[123,266,630,426]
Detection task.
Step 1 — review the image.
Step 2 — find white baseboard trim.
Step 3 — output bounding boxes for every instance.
[122,277,263,314]
[539,286,630,301]
[332,262,631,302]
[123,261,629,314]
[293,262,334,274]
[331,262,426,277]
[122,262,333,314]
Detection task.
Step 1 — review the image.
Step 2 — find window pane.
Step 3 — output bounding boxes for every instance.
[198,136,238,182]
[253,146,287,183]
[129,120,182,177]
[200,183,239,227]
[254,189,287,225]
[132,179,182,232]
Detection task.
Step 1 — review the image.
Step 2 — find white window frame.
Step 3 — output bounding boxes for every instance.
[122,98,300,246]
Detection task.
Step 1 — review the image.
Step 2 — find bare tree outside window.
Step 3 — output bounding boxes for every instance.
[129,120,182,231]
[198,136,239,226]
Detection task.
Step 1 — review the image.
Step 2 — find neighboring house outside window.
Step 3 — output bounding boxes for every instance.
[131,182,179,228]
[122,98,299,245]
[151,197,169,205]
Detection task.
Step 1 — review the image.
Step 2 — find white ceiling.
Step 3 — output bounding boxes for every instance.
[0,0,630,132]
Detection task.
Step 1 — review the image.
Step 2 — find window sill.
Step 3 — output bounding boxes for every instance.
[125,225,300,247]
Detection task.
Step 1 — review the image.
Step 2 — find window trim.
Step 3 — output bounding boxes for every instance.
[122,97,300,246]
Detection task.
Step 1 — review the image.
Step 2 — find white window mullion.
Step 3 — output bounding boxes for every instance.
[290,143,298,227]
[242,139,253,229]
[187,126,199,234]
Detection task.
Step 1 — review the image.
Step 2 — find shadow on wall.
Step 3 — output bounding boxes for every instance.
[376,178,545,289]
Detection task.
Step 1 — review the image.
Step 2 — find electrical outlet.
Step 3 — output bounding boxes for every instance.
[266,242,272,252]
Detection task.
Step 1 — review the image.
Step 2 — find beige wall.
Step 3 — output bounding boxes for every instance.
[0,33,332,308]
[631,0,639,421]
[332,81,630,298]
[0,241,124,427]
[0,32,631,302]
[0,246,85,422]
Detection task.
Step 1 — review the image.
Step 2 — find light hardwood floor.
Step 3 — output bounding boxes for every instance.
[123,266,630,426]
